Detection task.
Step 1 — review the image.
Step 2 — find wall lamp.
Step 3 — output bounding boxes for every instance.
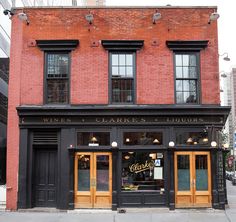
[111,141,118,148]
[168,141,175,147]
[153,12,161,24]
[208,12,220,24]
[85,13,94,25]
[220,71,228,78]
[219,52,230,61]
[3,9,14,16]
[211,141,217,148]
[3,9,29,25]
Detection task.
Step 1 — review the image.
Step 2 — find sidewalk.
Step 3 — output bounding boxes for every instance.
[0,181,235,222]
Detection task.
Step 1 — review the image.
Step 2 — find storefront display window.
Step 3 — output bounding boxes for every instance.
[77,132,110,146]
[121,152,164,191]
[123,132,163,145]
[176,131,208,145]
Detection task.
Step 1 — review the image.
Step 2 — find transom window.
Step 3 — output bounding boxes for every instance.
[175,53,199,104]
[46,53,69,104]
[110,52,135,104]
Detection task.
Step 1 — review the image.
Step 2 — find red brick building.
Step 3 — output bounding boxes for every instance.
[7,6,230,210]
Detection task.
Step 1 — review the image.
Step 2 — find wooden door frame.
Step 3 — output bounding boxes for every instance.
[174,151,211,208]
[74,152,112,208]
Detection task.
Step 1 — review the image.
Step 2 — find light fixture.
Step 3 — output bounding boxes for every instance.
[18,12,30,25]
[202,137,209,143]
[193,141,198,145]
[149,153,156,159]
[128,152,134,154]
[219,53,230,61]
[124,155,130,160]
[186,137,193,143]
[211,141,217,148]
[85,13,94,25]
[3,9,14,16]
[111,141,118,148]
[125,138,130,143]
[153,138,160,144]
[169,141,175,147]
[223,143,229,149]
[153,12,161,24]
[220,72,227,78]
[91,136,98,143]
[208,12,220,24]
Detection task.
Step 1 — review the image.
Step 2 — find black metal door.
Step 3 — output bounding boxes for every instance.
[33,149,57,207]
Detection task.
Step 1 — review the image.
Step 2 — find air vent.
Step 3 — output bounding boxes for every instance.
[33,131,58,144]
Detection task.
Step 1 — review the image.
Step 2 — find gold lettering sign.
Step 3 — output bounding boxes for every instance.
[129,160,155,174]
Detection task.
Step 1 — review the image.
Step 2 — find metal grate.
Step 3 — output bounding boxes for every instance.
[33,131,58,144]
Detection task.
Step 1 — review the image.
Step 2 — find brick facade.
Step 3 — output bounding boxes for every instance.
[7,7,220,209]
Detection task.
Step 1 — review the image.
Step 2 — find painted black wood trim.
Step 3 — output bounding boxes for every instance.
[58,128,75,209]
[102,40,144,50]
[36,40,79,51]
[166,40,209,51]
[18,129,28,209]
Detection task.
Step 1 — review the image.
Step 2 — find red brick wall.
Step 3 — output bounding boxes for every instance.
[7,7,219,209]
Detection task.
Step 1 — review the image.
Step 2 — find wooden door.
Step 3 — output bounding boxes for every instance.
[74,152,112,208]
[175,151,211,208]
[34,149,57,207]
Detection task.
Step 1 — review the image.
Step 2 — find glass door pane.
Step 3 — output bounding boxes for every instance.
[177,155,190,191]
[77,155,91,191]
[96,155,109,191]
[195,155,208,191]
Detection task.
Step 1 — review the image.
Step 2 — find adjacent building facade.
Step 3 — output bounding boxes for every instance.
[7,6,230,210]
[0,0,11,187]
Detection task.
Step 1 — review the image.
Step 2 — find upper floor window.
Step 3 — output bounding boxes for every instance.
[101,40,144,105]
[36,39,79,104]
[166,40,208,105]
[110,52,135,104]
[175,53,199,104]
[46,53,69,104]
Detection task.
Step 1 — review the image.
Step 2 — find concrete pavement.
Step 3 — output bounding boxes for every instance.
[0,180,236,222]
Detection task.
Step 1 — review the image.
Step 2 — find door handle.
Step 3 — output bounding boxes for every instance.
[91,178,96,187]
[191,179,195,188]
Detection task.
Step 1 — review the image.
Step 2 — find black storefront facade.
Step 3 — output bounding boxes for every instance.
[17,105,230,210]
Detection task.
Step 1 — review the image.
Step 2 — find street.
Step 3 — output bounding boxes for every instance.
[0,180,235,222]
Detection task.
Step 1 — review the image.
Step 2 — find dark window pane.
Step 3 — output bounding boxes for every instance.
[176,131,209,145]
[112,79,133,103]
[195,155,208,191]
[77,155,90,191]
[177,155,190,191]
[47,79,68,103]
[123,132,163,145]
[77,132,110,146]
[122,152,164,191]
[96,155,109,191]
